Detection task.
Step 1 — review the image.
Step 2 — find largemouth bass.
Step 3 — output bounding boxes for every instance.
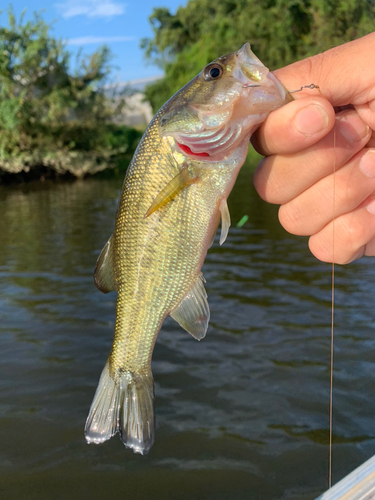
[85,44,291,454]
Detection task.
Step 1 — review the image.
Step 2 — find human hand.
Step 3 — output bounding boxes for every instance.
[252,32,375,264]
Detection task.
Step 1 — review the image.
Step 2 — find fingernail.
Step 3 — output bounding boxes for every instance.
[366,197,375,215]
[359,150,375,178]
[339,113,369,143]
[294,104,329,136]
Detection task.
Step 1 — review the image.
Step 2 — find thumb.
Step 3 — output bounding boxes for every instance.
[272,32,375,108]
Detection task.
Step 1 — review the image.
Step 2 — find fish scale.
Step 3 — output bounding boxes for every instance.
[84,43,291,454]
[111,117,220,369]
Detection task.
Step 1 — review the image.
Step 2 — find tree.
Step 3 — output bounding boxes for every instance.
[142,0,375,112]
[0,7,134,180]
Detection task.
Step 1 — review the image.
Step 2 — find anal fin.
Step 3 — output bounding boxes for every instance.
[94,236,116,293]
[170,273,210,341]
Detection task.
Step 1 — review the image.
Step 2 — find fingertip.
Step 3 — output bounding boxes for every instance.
[308,232,365,265]
[251,96,335,156]
[308,234,333,264]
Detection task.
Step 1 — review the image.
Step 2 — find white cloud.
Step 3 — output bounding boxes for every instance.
[55,0,126,19]
[67,36,135,45]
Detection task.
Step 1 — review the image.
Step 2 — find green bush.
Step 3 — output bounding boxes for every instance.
[0,7,137,181]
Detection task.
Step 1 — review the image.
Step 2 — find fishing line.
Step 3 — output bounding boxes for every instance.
[314,85,335,490]
[289,83,336,489]
[329,125,336,489]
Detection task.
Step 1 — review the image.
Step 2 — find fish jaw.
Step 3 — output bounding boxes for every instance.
[232,43,291,109]
[159,44,291,162]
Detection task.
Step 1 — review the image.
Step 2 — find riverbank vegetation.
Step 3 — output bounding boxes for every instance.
[142,0,375,112]
[2,1,375,182]
[0,8,141,182]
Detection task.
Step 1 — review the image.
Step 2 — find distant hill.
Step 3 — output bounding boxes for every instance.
[106,76,163,127]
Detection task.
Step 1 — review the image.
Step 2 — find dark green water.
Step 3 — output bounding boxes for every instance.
[1,167,375,500]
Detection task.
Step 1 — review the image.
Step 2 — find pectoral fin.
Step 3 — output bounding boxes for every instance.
[145,167,198,218]
[170,273,210,341]
[94,235,116,293]
[219,199,231,246]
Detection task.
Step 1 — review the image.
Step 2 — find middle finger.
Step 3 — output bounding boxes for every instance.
[279,148,375,236]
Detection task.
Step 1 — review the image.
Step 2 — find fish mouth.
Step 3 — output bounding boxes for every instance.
[166,44,290,161]
[235,44,290,104]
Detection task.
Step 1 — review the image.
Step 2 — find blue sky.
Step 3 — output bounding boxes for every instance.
[3,0,185,81]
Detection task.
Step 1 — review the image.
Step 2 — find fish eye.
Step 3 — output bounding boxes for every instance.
[204,64,223,81]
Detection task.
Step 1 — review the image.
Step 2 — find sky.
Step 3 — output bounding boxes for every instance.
[3,0,185,82]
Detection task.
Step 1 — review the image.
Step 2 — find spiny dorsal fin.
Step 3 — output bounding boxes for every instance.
[94,236,116,294]
[170,273,209,341]
[144,166,198,218]
[219,198,231,246]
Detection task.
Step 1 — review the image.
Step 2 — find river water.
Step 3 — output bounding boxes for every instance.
[1,165,375,500]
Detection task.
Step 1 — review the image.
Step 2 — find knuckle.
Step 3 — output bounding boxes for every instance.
[336,166,358,205]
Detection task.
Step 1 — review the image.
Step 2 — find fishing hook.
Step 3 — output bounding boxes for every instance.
[289,83,321,93]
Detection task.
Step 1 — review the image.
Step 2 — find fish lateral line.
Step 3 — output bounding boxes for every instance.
[144,167,199,218]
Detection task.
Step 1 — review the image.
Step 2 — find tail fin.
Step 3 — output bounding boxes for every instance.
[84,362,155,455]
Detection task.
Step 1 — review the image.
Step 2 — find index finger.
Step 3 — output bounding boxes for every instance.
[273,32,375,107]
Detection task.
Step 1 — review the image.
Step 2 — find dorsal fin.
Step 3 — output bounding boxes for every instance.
[94,236,116,293]
[170,273,209,340]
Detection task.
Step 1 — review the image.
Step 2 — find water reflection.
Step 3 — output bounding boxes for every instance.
[0,167,375,499]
